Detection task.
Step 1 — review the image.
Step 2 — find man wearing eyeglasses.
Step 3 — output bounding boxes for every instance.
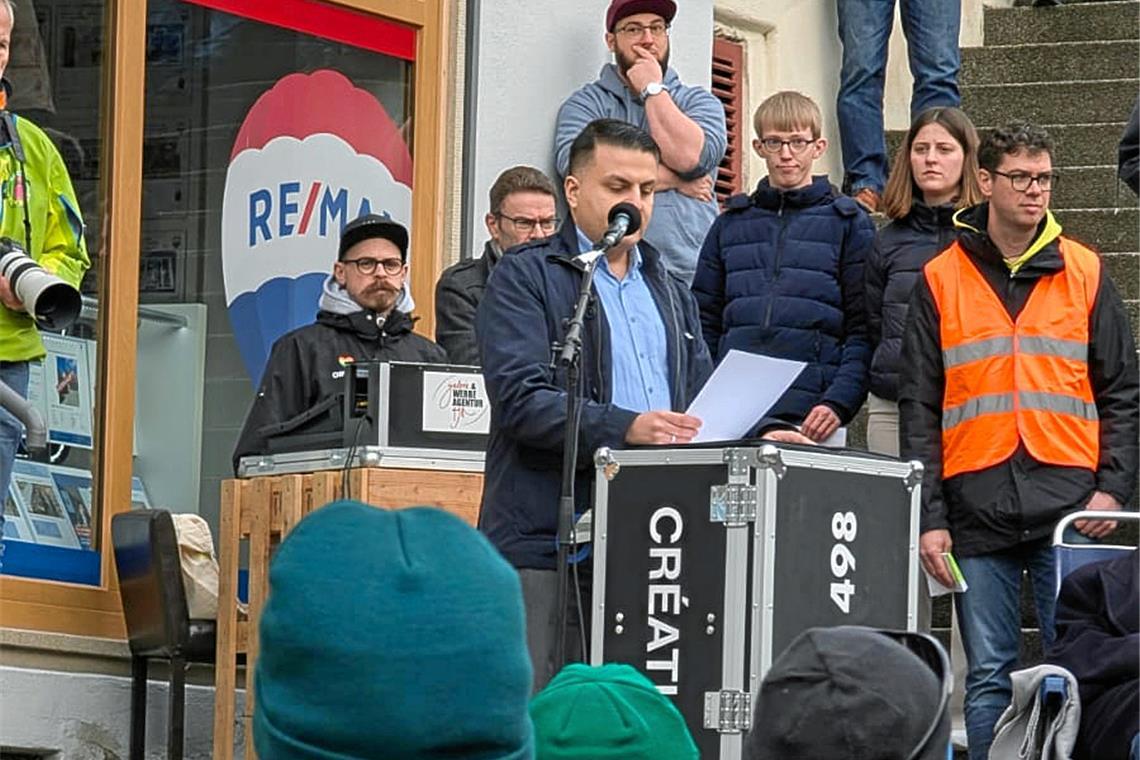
[436,166,558,365]
[554,0,726,286]
[900,122,1139,760]
[232,214,447,471]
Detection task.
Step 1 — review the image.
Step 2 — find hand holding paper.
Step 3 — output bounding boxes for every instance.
[684,350,806,443]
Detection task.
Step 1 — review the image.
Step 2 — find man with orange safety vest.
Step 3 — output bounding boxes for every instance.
[899,121,1139,760]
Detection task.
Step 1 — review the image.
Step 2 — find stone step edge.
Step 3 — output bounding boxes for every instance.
[963,78,1137,89]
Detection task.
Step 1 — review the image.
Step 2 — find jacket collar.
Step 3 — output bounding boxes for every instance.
[316,307,416,339]
[751,175,836,211]
[482,239,501,272]
[952,203,1065,277]
[550,219,668,280]
[597,62,682,100]
[903,197,957,233]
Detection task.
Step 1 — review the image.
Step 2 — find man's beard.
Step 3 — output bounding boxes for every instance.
[615,45,670,80]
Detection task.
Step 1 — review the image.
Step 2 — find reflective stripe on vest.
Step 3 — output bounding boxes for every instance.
[925,238,1100,477]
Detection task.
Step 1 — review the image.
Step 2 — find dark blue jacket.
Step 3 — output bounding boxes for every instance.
[1047,553,1139,760]
[475,223,713,570]
[692,176,874,424]
[865,200,957,402]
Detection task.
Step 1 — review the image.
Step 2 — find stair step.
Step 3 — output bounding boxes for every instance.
[1057,207,1140,251]
[1051,165,1137,209]
[961,80,1136,129]
[961,40,1139,85]
[985,2,1140,45]
[1102,252,1140,301]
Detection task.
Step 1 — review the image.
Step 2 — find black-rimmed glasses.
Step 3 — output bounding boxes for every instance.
[757,137,816,154]
[497,214,560,234]
[991,170,1058,192]
[342,257,404,275]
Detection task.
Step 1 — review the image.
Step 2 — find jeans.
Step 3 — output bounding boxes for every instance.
[836,0,962,193]
[0,360,29,569]
[954,529,1091,760]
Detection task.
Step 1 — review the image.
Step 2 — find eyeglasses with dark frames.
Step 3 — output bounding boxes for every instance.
[496,214,561,234]
[991,170,1058,192]
[342,257,404,276]
[757,137,816,155]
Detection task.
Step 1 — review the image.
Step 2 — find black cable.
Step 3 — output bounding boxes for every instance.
[341,414,367,500]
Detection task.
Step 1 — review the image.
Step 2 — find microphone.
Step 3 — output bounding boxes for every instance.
[599,202,642,249]
[573,202,643,266]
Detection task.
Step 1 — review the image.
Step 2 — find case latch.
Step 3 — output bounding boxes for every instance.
[905,460,925,492]
[709,484,757,525]
[594,447,621,481]
[755,444,787,478]
[703,689,752,733]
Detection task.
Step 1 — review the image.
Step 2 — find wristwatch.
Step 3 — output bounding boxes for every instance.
[640,81,665,101]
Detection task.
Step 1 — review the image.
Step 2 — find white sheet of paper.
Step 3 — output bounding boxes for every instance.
[685,350,806,443]
[821,427,848,448]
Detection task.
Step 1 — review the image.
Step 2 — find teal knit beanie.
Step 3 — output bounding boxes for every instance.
[253,500,534,759]
[530,663,698,759]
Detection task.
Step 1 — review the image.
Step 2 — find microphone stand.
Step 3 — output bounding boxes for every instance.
[552,242,607,671]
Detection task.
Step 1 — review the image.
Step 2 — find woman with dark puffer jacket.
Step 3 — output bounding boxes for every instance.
[865,107,982,456]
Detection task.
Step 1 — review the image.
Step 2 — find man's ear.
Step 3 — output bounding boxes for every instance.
[813,137,828,159]
[605,32,616,53]
[332,261,347,286]
[564,175,580,211]
[978,168,993,198]
[485,212,499,242]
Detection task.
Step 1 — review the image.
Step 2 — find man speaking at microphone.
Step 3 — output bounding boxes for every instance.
[476,119,712,690]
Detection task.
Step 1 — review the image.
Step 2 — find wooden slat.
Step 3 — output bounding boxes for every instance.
[213,480,242,759]
[280,475,304,537]
[362,468,483,526]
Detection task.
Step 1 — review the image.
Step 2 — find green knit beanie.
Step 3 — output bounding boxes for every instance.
[253,500,534,759]
[530,663,698,759]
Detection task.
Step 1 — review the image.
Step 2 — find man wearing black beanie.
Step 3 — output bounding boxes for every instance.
[746,626,951,760]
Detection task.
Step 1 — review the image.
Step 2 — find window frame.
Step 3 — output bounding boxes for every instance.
[0,0,452,638]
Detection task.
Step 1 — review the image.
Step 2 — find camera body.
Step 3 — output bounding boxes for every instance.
[0,237,81,330]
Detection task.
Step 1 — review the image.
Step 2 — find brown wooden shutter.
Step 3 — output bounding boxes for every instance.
[711,36,744,207]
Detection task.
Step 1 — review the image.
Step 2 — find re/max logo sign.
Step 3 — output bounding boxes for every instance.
[247,181,377,247]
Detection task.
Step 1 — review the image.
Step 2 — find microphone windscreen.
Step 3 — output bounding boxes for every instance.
[608,202,642,234]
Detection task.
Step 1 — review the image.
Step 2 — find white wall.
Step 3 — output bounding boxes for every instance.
[0,665,245,759]
[465,0,715,253]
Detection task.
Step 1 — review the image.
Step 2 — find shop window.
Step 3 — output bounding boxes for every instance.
[0,0,109,585]
[135,0,416,538]
[711,36,744,206]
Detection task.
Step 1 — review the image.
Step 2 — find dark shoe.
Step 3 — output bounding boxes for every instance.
[852,187,881,214]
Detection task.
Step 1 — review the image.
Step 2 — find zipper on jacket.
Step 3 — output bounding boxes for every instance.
[763,193,789,329]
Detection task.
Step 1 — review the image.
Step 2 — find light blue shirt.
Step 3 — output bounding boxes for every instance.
[577,229,671,413]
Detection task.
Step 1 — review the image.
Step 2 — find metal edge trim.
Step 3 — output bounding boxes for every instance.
[758,468,779,678]
[377,362,392,448]
[590,467,610,664]
[908,482,921,631]
[773,448,915,478]
[596,447,733,467]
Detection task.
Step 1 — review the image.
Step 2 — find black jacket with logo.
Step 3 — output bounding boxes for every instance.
[899,204,1139,556]
[232,308,447,473]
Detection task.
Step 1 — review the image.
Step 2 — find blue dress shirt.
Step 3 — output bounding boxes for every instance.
[577,229,671,413]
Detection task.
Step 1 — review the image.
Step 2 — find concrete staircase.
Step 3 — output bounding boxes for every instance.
[960,0,1140,338]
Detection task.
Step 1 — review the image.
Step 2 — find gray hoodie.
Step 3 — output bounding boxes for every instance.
[553,63,726,285]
